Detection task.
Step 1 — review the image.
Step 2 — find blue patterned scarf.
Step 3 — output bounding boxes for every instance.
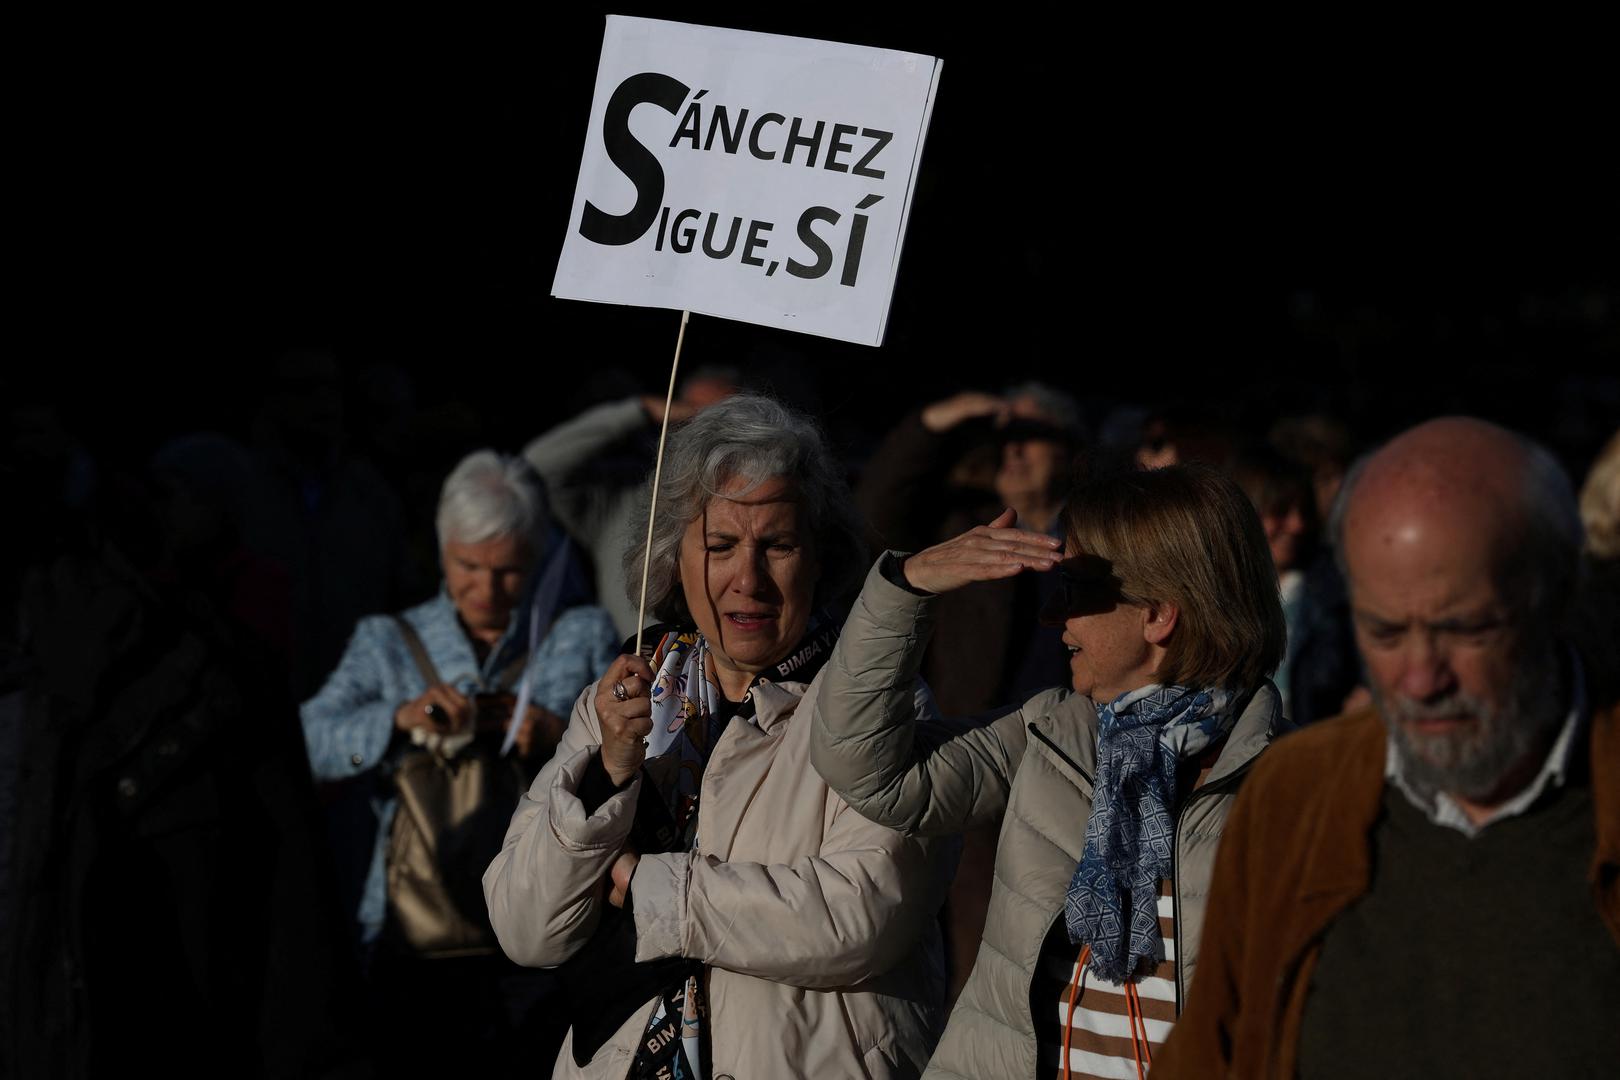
[1064,684,1236,982]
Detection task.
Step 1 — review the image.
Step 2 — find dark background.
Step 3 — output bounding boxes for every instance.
[23,7,1620,473]
[5,13,1617,1073]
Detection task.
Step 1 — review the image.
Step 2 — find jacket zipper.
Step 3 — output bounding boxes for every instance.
[1027,723,1093,785]
[1170,761,1256,1010]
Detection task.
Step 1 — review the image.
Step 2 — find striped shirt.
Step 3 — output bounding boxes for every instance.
[1035,882,1178,1079]
[1037,745,1222,1079]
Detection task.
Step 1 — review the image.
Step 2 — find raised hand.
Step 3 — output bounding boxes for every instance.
[901,509,1062,595]
[641,395,701,426]
[920,391,1007,434]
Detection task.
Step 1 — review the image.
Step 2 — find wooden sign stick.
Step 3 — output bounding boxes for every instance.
[633,308,692,657]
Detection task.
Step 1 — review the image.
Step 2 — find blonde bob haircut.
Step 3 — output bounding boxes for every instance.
[1063,464,1286,691]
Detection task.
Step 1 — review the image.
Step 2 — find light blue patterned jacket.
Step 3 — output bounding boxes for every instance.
[300,589,619,943]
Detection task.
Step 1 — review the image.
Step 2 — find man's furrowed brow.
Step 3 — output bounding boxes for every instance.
[1353,609,1403,630]
[1428,613,1507,632]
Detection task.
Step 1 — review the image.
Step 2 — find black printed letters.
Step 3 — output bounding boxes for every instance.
[579,74,895,289]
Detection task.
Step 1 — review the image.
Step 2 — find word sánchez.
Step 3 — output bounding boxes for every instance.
[579,70,894,279]
[666,91,892,178]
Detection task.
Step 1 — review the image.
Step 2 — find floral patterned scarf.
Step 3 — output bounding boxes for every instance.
[641,614,841,835]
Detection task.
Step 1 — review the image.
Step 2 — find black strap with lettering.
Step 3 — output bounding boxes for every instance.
[559,764,692,1067]
[573,613,844,1077]
[626,965,709,1080]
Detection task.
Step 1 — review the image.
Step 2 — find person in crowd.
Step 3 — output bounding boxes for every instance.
[1231,448,1361,724]
[241,348,415,698]
[812,463,1292,1080]
[1582,428,1620,557]
[859,382,1084,716]
[857,382,1086,1007]
[301,450,618,1069]
[523,367,738,638]
[1576,428,1620,702]
[1155,418,1620,1078]
[1132,404,1236,471]
[484,394,954,1079]
[151,432,294,680]
[4,446,367,1077]
[1270,412,1356,524]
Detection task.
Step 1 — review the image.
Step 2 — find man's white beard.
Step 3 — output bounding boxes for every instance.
[1376,653,1563,804]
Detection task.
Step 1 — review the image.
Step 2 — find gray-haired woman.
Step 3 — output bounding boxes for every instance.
[484,394,952,1080]
[301,449,619,1067]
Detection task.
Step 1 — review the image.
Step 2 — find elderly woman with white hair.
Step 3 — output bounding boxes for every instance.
[301,449,618,1067]
[484,394,954,1080]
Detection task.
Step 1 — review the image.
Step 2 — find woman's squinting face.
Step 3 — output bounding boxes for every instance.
[677,476,818,693]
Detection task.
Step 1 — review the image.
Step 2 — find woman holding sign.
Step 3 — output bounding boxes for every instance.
[810,464,1290,1080]
[484,394,952,1079]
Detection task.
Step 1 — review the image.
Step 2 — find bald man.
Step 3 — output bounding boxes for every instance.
[1155,418,1620,1079]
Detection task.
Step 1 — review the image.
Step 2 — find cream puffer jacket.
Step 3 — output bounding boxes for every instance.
[810,558,1288,1080]
[483,663,954,1080]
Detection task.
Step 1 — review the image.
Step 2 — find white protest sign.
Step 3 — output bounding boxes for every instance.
[552,16,942,347]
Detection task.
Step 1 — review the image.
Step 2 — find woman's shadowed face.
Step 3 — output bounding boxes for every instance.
[1051,552,1159,703]
[677,475,819,700]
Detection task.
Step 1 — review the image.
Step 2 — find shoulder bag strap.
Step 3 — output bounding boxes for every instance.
[390,614,443,688]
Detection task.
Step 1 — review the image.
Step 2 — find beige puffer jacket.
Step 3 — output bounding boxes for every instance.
[483,663,954,1080]
[810,558,1287,1080]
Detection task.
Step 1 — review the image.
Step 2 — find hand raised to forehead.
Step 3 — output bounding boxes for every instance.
[901,509,1062,595]
[920,391,1007,434]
